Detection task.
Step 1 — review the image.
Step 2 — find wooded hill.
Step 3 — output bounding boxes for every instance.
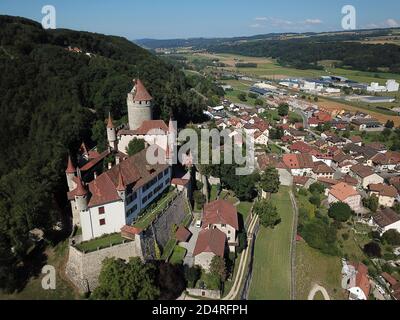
[0,15,220,292]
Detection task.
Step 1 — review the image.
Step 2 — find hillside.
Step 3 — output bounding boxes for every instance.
[0,15,218,292]
[136,28,400,73]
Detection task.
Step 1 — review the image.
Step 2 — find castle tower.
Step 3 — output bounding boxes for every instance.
[127,79,153,130]
[74,176,88,212]
[65,155,76,191]
[107,113,117,150]
[116,170,126,201]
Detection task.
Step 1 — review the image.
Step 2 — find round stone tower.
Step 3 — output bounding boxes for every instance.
[107,113,117,150]
[127,79,153,131]
[74,177,88,212]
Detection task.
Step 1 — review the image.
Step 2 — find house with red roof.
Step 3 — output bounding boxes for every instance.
[282,153,314,177]
[193,228,227,272]
[202,199,239,252]
[368,183,398,207]
[328,182,362,212]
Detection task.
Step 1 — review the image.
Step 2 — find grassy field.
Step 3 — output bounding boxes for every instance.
[236,201,253,225]
[133,188,177,229]
[248,186,293,300]
[75,233,125,253]
[185,52,400,84]
[296,241,345,300]
[0,241,79,300]
[169,246,186,265]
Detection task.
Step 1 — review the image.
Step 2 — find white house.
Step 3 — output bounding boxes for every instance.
[328,182,362,213]
[67,148,172,242]
[370,208,400,235]
[386,80,399,92]
[202,199,239,252]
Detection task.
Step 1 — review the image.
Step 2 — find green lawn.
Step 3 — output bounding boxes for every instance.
[75,233,125,253]
[161,239,177,261]
[209,185,219,201]
[236,201,253,225]
[248,186,293,300]
[296,241,345,300]
[169,246,187,265]
[0,241,78,300]
[133,188,177,229]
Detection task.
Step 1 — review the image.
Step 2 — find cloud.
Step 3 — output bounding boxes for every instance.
[250,17,323,30]
[364,18,400,29]
[304,19,323,25]
[385,18,399,28]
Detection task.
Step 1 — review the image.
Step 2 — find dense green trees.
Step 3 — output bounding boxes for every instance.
[260,167,280,197]
[328,202,352,222]
[210,256,227,282]
[278,103,289,117]
[254,200,281,228]
[126,138,146,156]
[363,195,379,213]
[92,257,160,300]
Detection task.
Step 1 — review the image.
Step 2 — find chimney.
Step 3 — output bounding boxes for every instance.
[116,154,120,165]
[94,171,97,180]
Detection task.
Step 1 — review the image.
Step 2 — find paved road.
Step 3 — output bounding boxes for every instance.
[308,284,331,300]
[223,214,259,300]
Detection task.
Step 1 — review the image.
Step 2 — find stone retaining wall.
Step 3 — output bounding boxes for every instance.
[65,239,142,293]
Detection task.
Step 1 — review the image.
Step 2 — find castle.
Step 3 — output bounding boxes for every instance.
[65,79,175,241]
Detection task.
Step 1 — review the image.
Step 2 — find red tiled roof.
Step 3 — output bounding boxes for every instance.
[282,154,314,169]
[175,226,192,243]
[118,120,168,136]
[369,183,398,198]
[329,182,359,202]
[171,178,190,186]
[381,272,398,287]
[75,176,88,197]
[65,155,75,174]
[107,113,114,128]
[312,161,335,174]
[193,228,226,257]
[293,176,310,186]
[203,199,239,230]
[373,208,400,228]
[79,149,111,172]
[133,79,153,101]
[289,141,313,153]
[351,262,370,298]
[87,148,169,208]
[121,225,142,236]
[350,164,375,178]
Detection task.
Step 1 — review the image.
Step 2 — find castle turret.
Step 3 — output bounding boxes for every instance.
[127,79,153,130]
[74,176,88,212]
[116,170,126,201]
[107,113,117,150]
[65,155,76,191]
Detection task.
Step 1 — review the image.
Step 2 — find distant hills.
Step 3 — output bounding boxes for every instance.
[135,28,400,73]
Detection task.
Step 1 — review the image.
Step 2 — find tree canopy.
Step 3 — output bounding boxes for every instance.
[92,257,160,300]
[254,200,281,228]
[328,202,352,222]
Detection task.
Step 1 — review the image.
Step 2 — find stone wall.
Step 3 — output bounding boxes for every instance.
[186,288,221,299]
[140,192,187,259]
[65,239,142,293]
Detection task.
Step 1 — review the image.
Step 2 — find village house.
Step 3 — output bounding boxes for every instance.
[193,228,227,272]
[311,161,335,180]
[370,151,400,171]
[368,183,398,207]
[349,164,384,189]
[370,208,400,235]
[282,153,314,177]
[202,199,239,252]
[328,182,362,212]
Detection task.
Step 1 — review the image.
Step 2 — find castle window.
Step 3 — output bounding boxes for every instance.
[98,207,105,215]
[99,218,106,226]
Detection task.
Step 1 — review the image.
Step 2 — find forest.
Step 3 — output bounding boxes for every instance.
[0,15,221,291]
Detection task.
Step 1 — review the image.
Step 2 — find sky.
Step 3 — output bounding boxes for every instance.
[1,0,400,39]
